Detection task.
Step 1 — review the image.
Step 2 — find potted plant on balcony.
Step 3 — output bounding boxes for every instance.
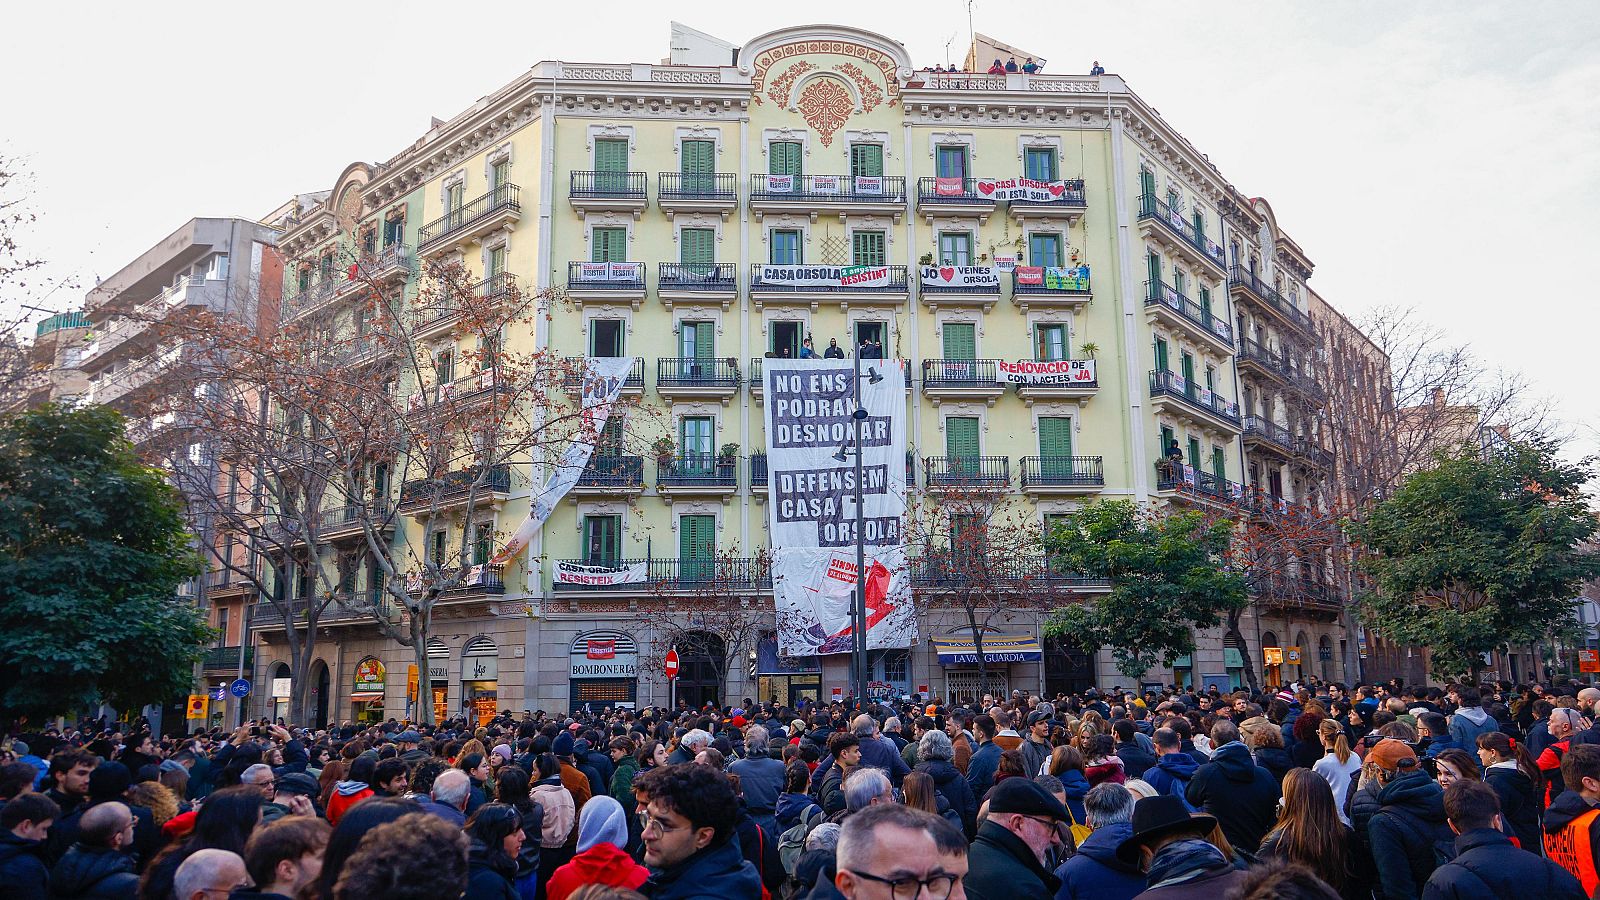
[1078,342,1099,359]
[652,436,676,473]
[717,442,739,477]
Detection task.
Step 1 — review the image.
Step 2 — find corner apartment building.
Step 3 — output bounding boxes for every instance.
[254,24,1364,723]
[76,217,282,725]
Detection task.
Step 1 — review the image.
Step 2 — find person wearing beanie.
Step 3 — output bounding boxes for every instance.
[544,795,649,900]
[551,732,592,844]
[44,761,161,872]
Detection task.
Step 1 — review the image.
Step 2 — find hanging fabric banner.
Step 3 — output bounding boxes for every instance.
[575,261,644,282]
[975,177,1075,202]
[853,176,884,195]
[918,265,999,289]
[997,359,1096,385]
[934,176,967,196]
[765,359,914,656]
[554,560,648,586]
[757,265,894,288]
[810,175,842,194]
[491,356,636,564]
[763,174,796,193]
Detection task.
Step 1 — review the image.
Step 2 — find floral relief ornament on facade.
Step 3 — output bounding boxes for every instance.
[766,61,814,107]
[797,77,855,147]
[833,63,883,113]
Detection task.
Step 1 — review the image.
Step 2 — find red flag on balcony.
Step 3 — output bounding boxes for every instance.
[347,263,360,280]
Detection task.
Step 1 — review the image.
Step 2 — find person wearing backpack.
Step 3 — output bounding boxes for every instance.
[1142,728,1198,810]
[1366,739,1456,900]
[1423,779,1585,899]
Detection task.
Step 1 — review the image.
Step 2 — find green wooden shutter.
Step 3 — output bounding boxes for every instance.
[1187,438,1202,470]
[490,160,509,192]
[769,142,802,176]
[946,416,980,477]
[1039,417,1074,477]
[680,514,716,580]
[1028,233,1061,267]
[681,140,715,194]
[584,515,620,565]
[1154,338,1169,372]
[1139,167,1156,198]
[850,144,883,177]
[592,227,626,263]
[851,231,886,266]
[680,228,714,271]
[1181,353,1195,386]
[1035,324,1066,361]
[1212,447,1228,483]
[941,322,976,360]
[770,230,801,265]
[595,139,629,172]
[1147,252,1161,290]
[938,232,972,265]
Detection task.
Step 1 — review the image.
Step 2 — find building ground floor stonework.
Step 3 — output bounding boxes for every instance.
[249,597,1357,726]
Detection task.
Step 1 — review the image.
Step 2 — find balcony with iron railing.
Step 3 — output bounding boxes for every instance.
[562,357,644,395]
[920,359,1005,404]
[1144,280,1233,350]
[748,175,907,213]
[565,261,646,300]
[924,455,1010,491]
[413,271,516,339]
[658,263,738,307]
[571,454,645,495]
[202,645,254,671]
[1293,438,1334,470]
[915,177,997,214]
[418,184,522,255]
[908,553,1111,590]
[569,171,649,214]
[1148,369,1242,431]
[1008,178,1087,216]
[1243,416,1296,457]
[1010,268,1091,298]
[1228,266,1315,337]
[749,263,909,306]
[252,592,395,629]
[656,453,739,494]
[550,556,772,593]
[318,501,394,539]
[657,172,737,213]
[421,563,507,598]
[398,463,512,513]
[655,357,740,400]
[1236,337,1293,382]
[1154,461,1245,505]
[1249,573,1345,616]
[1020,456,1106,494]
[750,453,768,491]
[748,358,910,401]
[1137,193,1227,273]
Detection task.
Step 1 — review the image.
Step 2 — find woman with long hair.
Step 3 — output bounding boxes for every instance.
[902,770,938,815]
[458,752,492,815]
[1045,745,1090,824]
[634,741,668,774]
[139,785,263,900]
[1478,731,1542,849]
[531,752,577,897]
[1082,734,1126,787]
[1433,748,1482,790]
[1291,711,1326,769]
[1258,768,1357,898]
[1313,718,1362,826]
[465,802,525,900]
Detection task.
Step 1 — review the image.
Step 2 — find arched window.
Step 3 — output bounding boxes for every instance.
[463,636,497,657]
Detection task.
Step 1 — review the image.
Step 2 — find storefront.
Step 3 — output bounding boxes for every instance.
[1262,633,1283,688]
[1197,646,1246,692]
[351,657,386,724]
[569,630,639,713]
[754,634,820,707]
[932,633,1041,703]
[269,668,292,723]
[426,639,448,723]
[461,637,499,726]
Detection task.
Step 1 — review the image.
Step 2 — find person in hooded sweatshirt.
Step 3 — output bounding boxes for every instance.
[913,730,977,839]
[546,795,649,900]
[1366,739,1456,900]
[323,755,375,828]
[1141,729,1198,809]
[1052,783,1144,900]
[1448,688,1500,753]
[1183,720,1279,853]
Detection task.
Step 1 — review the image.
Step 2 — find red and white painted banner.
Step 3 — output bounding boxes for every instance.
[919,265,999,289]
[554,561,648,586]
[975,177,1074,202]
[997,359,1096,385]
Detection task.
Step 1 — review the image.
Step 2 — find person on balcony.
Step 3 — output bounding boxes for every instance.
[1004,57,1019,72]
[823,339,845,359]
[1162,440,1185,480]
[987,59,1006,75]
[1090,60,1106,75]
[799,338,818,359]
[1022,58,1040,74]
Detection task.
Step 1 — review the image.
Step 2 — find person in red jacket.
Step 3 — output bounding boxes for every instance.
[545,794,648,900]
[324,756,375,827]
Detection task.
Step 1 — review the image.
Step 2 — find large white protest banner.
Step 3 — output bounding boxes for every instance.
[756,265,895,289]
[765,359,914,656]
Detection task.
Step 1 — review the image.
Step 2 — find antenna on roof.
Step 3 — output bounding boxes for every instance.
[966,0,976,67]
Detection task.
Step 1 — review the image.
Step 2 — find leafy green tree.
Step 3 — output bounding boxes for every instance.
[0,404,209,721]
[1043,500,1247,681]
[1349,439,1600,680]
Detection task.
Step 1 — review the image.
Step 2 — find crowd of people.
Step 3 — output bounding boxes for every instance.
[4,676,1600,899]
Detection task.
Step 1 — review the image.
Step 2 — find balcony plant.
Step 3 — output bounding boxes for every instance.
[717,442,739,474]
[652,436,676,470]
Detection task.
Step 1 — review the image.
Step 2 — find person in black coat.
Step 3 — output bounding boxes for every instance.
[0,793,58,900]
[963,780,1067,900]
[1184,723,1280,853]
[1476,731,1542,852]
[48,801,139,900]
[1366,740,1456,900]
[912,731,976,838]
[1422,779,1584,899]
[1111,721,1159,780]
[463,803,521,900]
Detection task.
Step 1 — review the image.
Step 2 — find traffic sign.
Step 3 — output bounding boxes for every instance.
[1580,650,1599,673]
[186,695,209,720]
[664,649,680,680]
[229,678,252,698]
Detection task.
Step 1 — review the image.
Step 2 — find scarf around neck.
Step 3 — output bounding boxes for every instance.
[1145,838,1230,890]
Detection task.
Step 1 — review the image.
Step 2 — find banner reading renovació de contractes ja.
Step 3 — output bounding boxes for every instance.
[491,356,636,565]
[765,359,914,656]
[997,358,1097,385]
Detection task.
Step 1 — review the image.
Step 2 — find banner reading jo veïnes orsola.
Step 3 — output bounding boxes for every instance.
[765,359,914,656]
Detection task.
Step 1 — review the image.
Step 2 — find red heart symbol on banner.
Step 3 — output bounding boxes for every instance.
[1048,183,1066,197]
[939,267,955,282]
[977,181,995,196]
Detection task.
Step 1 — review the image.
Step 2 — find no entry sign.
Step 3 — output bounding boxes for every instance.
[664,649,680,680]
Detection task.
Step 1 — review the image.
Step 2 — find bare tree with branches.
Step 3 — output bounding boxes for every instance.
[631,545,773,709]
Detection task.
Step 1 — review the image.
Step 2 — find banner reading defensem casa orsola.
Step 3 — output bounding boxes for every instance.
[765,359,914,656]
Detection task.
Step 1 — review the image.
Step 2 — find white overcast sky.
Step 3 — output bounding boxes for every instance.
[4,0,1598,456]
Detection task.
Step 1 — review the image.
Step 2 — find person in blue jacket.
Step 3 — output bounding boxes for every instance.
[1053,783,1145,900]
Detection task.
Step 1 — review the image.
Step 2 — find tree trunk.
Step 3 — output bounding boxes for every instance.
[1227,610,1261,695]
[968,610,988,704]
[411,632,432,726]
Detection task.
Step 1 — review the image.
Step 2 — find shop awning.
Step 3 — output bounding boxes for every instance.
[932,634,1042,666]
[349,692,385,702]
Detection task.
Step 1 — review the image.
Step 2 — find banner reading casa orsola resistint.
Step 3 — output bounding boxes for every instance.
[997,359,1097,385]
[491,356,635,565]
[765,359,914,657]
[758,265,894,289]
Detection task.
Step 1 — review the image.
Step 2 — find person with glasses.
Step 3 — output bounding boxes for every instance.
[835,803,967,899]
[964,778,1070,900]
[634,764,761,899]
[172,848,250,900]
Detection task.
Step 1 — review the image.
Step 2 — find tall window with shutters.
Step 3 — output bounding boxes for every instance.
[680,140,715,194]
[1035,324,1067,362]
[679,514,716,581]
[769,142,802,177]
[770,229,802,265]
[851,231,886,266]
[583,515,621,566]
[1028,233,1062,267]
[945,416,981,478]
[1039,416,1075,478]
[591,227,626,263]
[1024,147,1058,182]
[938,232,972,265]
[594,139,629,193]
[849,144,883,178]
[680,228,715,273]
